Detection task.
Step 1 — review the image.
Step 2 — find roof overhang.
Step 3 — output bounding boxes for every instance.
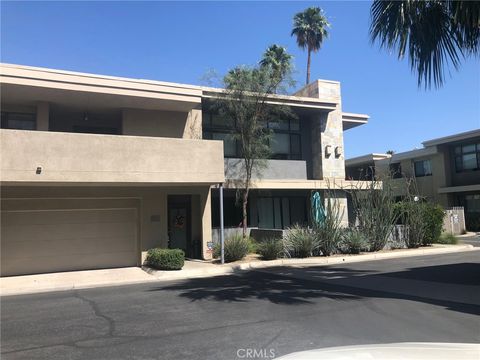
[0,63,202,112]
[377,146,438,164]
[423,129,480,147]
[342,112,369,130]
[346,153,391,167]
[201,88,337,112]
[224,179,381,190]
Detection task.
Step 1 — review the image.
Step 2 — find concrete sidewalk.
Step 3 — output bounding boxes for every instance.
[1,244,476,296]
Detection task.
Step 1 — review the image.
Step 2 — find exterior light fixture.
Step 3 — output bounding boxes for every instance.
[36,166,42,174]
[335,146,342,158]
[325,145,332,158]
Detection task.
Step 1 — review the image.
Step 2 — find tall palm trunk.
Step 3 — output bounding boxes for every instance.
[306,47,312,85]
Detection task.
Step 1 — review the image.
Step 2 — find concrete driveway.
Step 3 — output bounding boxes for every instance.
[1,251,479,360]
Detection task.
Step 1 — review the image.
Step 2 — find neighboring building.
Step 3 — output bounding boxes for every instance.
[0,63,369,276]
[346,129,480,231]
[345,153,391,181]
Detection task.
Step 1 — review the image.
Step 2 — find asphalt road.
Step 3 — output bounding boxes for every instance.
[461,234,480,247]
[2,251,479,360]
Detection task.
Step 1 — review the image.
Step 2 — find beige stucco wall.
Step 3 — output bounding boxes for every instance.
[1,185,215,263]
[122,108,202,139]
[1,129,224,185]
[324,191,349,227]
[376,154,450,207]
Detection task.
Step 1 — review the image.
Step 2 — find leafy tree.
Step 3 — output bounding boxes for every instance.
[291,7,330,85]
[213,64,293,237]
[370,0,480,88]
[259,44,293,92]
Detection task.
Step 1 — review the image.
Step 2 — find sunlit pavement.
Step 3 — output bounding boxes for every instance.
[1,251,479,360]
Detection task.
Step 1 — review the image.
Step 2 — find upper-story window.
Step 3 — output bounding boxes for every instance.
[414,159,432,177]
[454,143,480,172]
[1,112,36,130]
[389,162,402,178]
[203,112,301,160]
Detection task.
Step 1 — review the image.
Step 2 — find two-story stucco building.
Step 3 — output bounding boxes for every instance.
[1,63,369,276]
[346,129,480,231]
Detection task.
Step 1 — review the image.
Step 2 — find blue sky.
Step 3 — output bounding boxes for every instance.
[1,1,479,157]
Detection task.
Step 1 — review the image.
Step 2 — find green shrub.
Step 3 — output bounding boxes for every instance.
[257,237,283,260]
[247,237,258,254]
[145,248,185,270]
[213,233,249,262]
[394,201,425,248]
[422,203,445,245]
[283,225,318,258]
[395,201,445,247]
[436,233,458,244]
[340,228,368,254]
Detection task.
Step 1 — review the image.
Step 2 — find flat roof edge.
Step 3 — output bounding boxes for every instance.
[342,112,370,120]
[422,129,480,147]
[0,62,203,93]
[346,153,391,166]
[201,89,338,110]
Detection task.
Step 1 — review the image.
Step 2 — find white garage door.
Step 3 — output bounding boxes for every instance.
[1,207,138,276]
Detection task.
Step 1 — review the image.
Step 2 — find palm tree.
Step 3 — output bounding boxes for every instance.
[370,1,480,88]
[291,7,330,85]
[259,44,293,88]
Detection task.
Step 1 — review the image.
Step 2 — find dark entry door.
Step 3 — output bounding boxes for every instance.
[168,195,193,257]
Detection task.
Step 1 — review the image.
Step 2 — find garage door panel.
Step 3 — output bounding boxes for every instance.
[1,209,135,226]
[2,235,136,259]
[1,251,137,276]
[2,221,136,243]
[1,205,138,277]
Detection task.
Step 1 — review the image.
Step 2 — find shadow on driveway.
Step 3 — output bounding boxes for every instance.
[149,263,480,316]
[149,269,363,304]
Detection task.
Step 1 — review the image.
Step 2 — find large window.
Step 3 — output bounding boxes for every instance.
[1,112,36,130]
[256,196,307,229]
[203,111,301,160]
[414,159,432,177]
[455,143,480,172]
[464,194,480,213]
[211,192,243,228]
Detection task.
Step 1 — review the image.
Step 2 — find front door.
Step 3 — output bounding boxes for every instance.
[168,195,191,257]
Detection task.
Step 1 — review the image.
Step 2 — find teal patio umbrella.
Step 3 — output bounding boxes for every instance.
[311,191,326,226]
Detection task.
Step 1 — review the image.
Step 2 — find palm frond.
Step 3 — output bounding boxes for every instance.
[370,0,478,89]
